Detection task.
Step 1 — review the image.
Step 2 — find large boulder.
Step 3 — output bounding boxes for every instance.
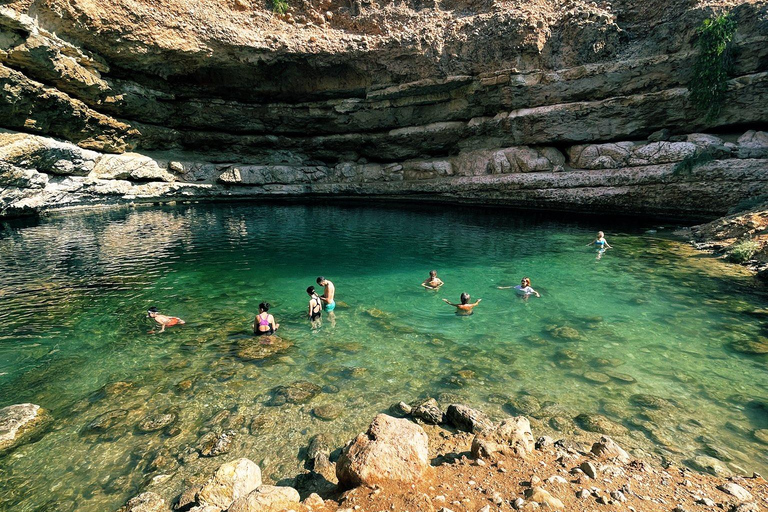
[196,458,262,510]
[737,130,768,158]
[228,485,300,512]
[471,416,535,459]
[410,397,444,424]
[445,404,493,433]
[590,436,630,463]
[336,414,430,489]
[0,403,50,454]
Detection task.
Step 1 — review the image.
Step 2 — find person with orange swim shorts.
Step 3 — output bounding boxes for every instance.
[147,307,185,333]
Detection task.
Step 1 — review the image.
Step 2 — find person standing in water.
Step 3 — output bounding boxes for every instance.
[316,277,335,312]
[442,293,482,316]
[147,307,185,333]
[587,231,612,250]
[421,270,444,290]
[307,286,323,327]
[253,302,279,336]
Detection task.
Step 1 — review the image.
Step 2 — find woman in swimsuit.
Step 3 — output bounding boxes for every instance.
[587,231,612,250]
[443,292,482,316]
[147,307,185,333]
[253,302,279,336]
[307,286,322,326]
[514,277,541,298]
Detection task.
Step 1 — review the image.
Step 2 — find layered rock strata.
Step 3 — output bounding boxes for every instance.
[1,0,767,219]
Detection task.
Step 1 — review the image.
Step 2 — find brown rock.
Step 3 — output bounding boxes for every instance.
[471,416,535,459]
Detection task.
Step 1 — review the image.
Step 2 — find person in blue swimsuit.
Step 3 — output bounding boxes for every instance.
[587,231,612,260]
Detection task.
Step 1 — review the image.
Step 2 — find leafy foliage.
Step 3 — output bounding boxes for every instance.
[672,150,714,176]
[728,239,760,263]
[688,13,737,120]
[271,0,289,14]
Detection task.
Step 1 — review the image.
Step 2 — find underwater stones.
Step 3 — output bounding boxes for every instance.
[312,403,343,421]
[198,430,236,457]
[336,414,429,489]
[753,429,768,444]
[228,485,301,512]
[505,395,542,416]
[307,433,332,469]
[549,416,576,433]
[445,404,493,433]
[267,381,322,406]
[117,492,165,512]
[90,381,134,402]
[82,409,128,434]
[0,403,50,453]
[603,370,636,384]
[574,414,629,436]
[590,357,624,368]
[196,458,262,510]
[730,337,768,355]
[686,455,732,477]
[389,401,412,417]
[581,371,611,384]
[235,336,292,361]
[630,394,671,409]
[471,416,535,459]
[137,411,178,433]
[546,325,582,341]
[553,349,581,368]
[411,398,444,424]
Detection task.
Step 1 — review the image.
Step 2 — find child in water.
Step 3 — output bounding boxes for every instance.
[514,277,541,298]
[587,231,612,250]
[147,307,185,333]
[421,270,444,290]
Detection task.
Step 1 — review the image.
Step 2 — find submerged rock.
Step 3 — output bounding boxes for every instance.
[235,336,292,361]
[82,409,128,435]
[581,371,611,384]
[546,325,582,341]
[730,337,768,355]
[574,413,629,436]
[198,430,236,457]
[312,403,343,421]
[336,414,429,489]
[137,410,178,433]
[267,381,322,406]
[505,395,542,416]
[630,394,672,409]
[0,403,50,454]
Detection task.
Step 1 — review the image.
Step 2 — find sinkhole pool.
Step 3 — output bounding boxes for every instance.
[0,202,766,511]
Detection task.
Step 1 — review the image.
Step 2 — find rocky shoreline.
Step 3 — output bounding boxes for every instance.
[105,404,767,512]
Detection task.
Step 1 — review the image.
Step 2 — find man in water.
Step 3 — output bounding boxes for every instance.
[442,293,481,316]
[421,270,444,290]
[147,307,185,333]
[316,276,336,312]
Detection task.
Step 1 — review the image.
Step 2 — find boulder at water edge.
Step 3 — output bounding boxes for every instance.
[196,458,262,510]
[228,485,300,512]
[471,416,535,459]
[336,413,430,489]
[446,404,493,433]
[0,403,50,454]
[590,436,630,463]
[116,492,165,512]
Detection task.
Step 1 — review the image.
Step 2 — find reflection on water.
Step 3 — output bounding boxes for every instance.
[0,203,767,511]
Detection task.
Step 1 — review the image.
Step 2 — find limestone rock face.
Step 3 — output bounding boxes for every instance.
[336,414,430,489]
[197,458,262,510]
[471,416,535,459]
[0,403,50,453]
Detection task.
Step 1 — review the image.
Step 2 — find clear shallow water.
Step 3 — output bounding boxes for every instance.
[0,203,767,511]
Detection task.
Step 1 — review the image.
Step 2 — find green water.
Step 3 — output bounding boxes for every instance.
[0,203,766,511]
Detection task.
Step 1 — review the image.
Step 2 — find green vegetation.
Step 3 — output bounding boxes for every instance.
[689,13,737,120]
[728,239,760,263]
[271,0,289,14]
[728,194,768,214]
[672,151,714,176]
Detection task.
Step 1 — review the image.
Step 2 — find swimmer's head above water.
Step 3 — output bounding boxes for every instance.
[147,306,158,318]
[258,302,270,313]
[460,292,470,304]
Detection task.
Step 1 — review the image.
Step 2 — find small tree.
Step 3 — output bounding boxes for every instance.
[688,13,737,120]
[271,0,289,14]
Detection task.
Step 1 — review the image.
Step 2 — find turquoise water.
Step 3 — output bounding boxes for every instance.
[0,203,767,511]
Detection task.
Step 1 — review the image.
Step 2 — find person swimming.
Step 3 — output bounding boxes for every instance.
[442,292,482,316]
[253,302,279,336]
[587,231,612,250]
[307,286,322,326]
[147,307,185,333]
[514,277,541,298]
[316,276,336,312]
[421,270,444,290]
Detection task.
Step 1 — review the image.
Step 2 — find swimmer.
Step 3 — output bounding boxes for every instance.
[514,277,541,298]
[253,302,279,336]
[316,276,336,313]
[442,292,482,316]
[307,286,323,327]
[147,307,185,333]
[421,270,444,290]
[587,231,612,250]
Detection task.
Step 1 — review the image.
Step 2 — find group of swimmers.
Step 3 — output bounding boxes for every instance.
[147,232,612,331]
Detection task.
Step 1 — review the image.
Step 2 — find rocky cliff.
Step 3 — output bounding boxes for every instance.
[1,0,767,218]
